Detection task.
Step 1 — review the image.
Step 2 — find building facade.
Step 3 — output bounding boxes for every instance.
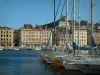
[0,26,13,47]
[57,29,87,47]
[13,29,19,46]
[74,29,87,47]
[94,32,100,45]
[18,24,52,47]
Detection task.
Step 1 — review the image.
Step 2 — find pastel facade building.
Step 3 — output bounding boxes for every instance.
[0,26,13,47]
[18,24,52,47]
[57,29,87,47]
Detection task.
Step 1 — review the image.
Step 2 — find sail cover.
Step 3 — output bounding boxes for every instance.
[73,42,78,49]
[91,36,96,47]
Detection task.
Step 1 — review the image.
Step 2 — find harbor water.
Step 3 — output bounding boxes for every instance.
[0,50,84,75]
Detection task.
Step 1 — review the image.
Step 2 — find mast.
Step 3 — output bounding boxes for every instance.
[40,28,42,47]
[65,0,68,51]
[78,0,80,54]
[54,0,56,46]
[72,0,75,55]
[91,0,94,57]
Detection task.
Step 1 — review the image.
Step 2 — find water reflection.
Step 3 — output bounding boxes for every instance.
[0,50,83,75]
[41,61,83,75]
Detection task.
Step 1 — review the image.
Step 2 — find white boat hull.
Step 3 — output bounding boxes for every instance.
[63,63,79,70]
[0,49,3,50]
[76,64,100,74]
[34,47,41,50]
[14,49,19,50]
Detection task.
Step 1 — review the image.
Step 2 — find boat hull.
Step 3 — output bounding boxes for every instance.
[41,56,53,64]
[63,63,79,70]
[76,64,100,74]
[52,60,64,67]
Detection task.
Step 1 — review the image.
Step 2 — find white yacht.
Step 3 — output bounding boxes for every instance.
[62,55,89,70]
[75,57,100,74]
[0,48,3,50]
[34,46,41,51]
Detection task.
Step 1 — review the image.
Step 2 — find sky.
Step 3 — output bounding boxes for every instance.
[0,0,100,29]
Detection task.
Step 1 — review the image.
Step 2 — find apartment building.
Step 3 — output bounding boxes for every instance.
[94,32,100,45]
[0,26,13,47]
[18,24,52,47]
[57,29,87,47]
[87,25,100,46]
[57,32,72,48]
[74,29,87,47]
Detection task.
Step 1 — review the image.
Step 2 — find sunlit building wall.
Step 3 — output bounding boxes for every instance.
[18,24,52,47]
[0,27,13,47]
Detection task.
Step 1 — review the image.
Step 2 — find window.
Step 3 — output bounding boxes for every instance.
[9,35,11,37]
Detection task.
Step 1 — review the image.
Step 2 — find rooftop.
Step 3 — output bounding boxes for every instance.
[0,26,13,29]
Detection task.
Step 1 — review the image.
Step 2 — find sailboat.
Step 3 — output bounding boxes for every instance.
[49,0,69,67]
[63,0,100,74]
[75,0,100,74]
[60,0,91,71]
[40,31,54,64]
[40,0,69,66]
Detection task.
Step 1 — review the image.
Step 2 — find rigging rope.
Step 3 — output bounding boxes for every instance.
[60,0,66,16]
[55,0,62,20]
